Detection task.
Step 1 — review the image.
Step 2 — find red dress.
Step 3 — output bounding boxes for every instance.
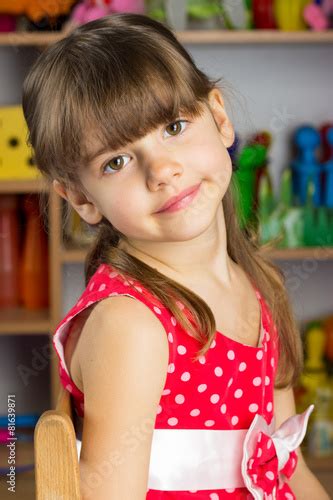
[53,262,313,499]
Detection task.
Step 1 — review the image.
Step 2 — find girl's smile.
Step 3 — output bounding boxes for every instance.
[154,182,202,214]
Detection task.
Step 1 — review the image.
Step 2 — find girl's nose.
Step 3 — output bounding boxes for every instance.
[146,156,184,189]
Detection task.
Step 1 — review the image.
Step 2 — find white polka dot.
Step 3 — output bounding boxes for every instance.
[257,447,262,457]
[253,377,262,386]
[210,494,219,500]
[198,384,207,392]
[270,357,275,368]
[285,494,294,500]
[190,409,200,417]
[204,420,215,427]
[109,271,118,278]
[231,416,239,425]
[210,394,220,404]
[171,316,177,326]
[181,371,191,382]
[220,404,227,414]
[98,283,106,292]
[198,355,206,364]
[256,350,263,360]
[249,403,259,413]
[167,363,175,373]
[227,350,235,360]
[168,332,173,343]
[167,417,178,426]
[89,283,95,291]
[265,376,270,385]
[227,378,233,387]
[265,470,275,481]
[153,306,161,314]
[210,339,216,349]
[162,389,171,395]
[225,488,235,493]
[177,345,186,355]
[267,401,273,412]
[65,384,73,393]
[266,332,270,341]
[134,286,142,293]
[175,394,185,404]
[234,389,243,399]
[156,405,162,414]
[214,366,223,377]
[176,301,185,310]
[239,362,247,371]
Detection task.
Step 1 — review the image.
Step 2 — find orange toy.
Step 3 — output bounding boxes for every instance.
[0,0,76,23]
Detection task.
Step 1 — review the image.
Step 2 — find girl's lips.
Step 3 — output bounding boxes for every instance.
[155,183,201,214]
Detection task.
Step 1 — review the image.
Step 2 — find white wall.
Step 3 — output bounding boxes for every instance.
[0,41,333,414]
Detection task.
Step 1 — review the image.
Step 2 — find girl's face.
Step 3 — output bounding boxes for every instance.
[74,88,234,244]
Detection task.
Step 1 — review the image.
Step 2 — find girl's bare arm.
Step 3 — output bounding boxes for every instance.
[76,296,169,499]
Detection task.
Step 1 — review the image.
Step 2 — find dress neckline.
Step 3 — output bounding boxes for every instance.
[215,282,265,350]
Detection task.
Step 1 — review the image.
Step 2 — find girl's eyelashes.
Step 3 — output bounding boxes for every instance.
[101,119,190,176]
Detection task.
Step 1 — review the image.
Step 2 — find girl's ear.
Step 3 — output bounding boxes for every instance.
[52,179,103,225]
[208,88,235,148]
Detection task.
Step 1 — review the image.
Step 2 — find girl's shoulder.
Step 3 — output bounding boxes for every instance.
[53,263,174,406]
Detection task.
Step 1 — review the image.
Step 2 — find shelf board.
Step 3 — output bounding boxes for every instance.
[304,454,333,471]
[260,246,333,260]
[61,245,333,264]
[0,30,333,47]
[61,247,88,263]
[0,178,49,193]
[0,307,51,334]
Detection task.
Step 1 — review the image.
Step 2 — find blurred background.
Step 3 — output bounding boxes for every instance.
[0,1,333,498]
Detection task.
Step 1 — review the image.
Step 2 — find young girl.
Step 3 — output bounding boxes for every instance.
[22,13,329,500]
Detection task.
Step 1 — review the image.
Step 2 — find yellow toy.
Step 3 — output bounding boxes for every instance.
[0,106,41,180]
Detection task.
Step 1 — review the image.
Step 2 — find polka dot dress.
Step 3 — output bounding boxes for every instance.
[53,263,297,499]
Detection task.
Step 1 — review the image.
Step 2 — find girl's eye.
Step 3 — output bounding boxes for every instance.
[164,119,189,137]
[102,154,131,175]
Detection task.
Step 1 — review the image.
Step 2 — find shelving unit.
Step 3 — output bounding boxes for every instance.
[1,29,332,485]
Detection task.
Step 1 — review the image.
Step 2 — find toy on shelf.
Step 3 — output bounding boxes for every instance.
[295,320,333,457]
[0,106,41,181]
[64,0,145,32]
[291,125,322,207]
[274,0,311,31]
[304,0,333,30]
[233,130,271,229]
[257,168,304,248]
[0,195,20,308]
[0,14,16,32]
[322,126,333,207]
[0,0,76,29]
[19,195,49,310]
[252,0,276,29]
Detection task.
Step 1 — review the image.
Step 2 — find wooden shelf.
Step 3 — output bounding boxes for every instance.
[0,178,49,193]
[60,245,333,264]
[260,246,333,260]
[0,30,333,47]
[0,307,50,334]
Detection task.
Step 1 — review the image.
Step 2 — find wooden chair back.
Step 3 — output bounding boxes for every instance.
[34,386,81,499]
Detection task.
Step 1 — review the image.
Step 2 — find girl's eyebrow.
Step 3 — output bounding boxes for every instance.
[87,145,114,166]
